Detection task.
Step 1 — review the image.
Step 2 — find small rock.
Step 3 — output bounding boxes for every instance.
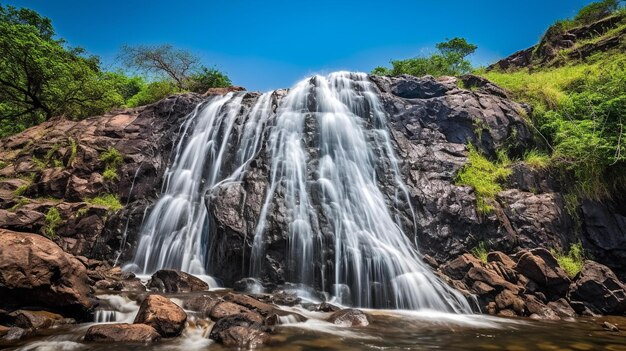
[148,270,208,293]
[224,293,275,316]
[210,301,262,323]
[603,321,619,332]
[316,302,341,312]
[2,327,30,342]
[183,294,219,316]
[85,323,161,342]
[328,309,370,327]
[134,294,187,337]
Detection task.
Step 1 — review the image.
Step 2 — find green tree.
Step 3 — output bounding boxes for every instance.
[0,5,123,136]
[372,37,477,78]
[186,67,232,93]
[574,0,620,24]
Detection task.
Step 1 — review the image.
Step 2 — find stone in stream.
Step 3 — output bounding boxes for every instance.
[328,309,370,327]
[9,310,68,329]
[568,261,626,315]
[223,293,275,316]
[84,323,161,343]
[148,269,209,293]
[133,294,187,337]
[0,230,94,321]
[209,314,270,347]
[209,301,263,323]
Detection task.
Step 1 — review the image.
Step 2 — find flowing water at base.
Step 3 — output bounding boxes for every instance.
[5,293,626,351]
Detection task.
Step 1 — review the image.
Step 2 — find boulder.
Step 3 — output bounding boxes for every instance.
[441,254,482,280]
[223,293,275,316]
[148,270,209,293]
[10,310,67,329]
[568,261,626,315]
[327,309,370,327]
[134,295,187,337]
[514,249,570,296]
[209,301,263,323]
[0,230,93,320]
[84,323,161,343]
[209,314,269,347]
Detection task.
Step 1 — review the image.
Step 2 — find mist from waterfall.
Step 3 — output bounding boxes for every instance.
[126,72,472,313]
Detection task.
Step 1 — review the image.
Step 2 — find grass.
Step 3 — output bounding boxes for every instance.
[523,150,551,170]
[456,145,512,213]
[43,207,61,240]
[9,197,30,212]
[99,147,123,182]
[552,242,585,277]
[76,207,89,218]
[12,174,36,196]
[85,193,123,212]
[0,161,6,169]
[471,241,489,263]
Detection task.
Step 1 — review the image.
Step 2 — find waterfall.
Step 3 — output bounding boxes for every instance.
[126,72,471,313]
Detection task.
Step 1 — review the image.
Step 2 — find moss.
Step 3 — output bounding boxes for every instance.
[524,150,551,170]
[12,174,36,196]
[471,241,489,263]
[76,207,89,218]
[0,161,6,169]
[43,207,61,239]
[85,193,123,212]
[552,243,585,277]
[99,147,123,182]
[68,137,78,167]
[9,197,30,212]
[456,145,512,213]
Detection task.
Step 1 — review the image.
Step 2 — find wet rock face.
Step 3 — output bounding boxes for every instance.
[148,270,209,293]
[328,309,370,327]
[134,294,187,337]
[0,229,93,320]
[84,323,161,343]
[0,94,203,261]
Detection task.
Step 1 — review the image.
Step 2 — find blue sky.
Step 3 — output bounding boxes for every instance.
[8,0,595,91]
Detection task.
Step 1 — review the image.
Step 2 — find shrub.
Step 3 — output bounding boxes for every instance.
[126,81,179,108]
[456,145,512,213]
[186,67,232,93]
[552,243,585,277]
[43,207,61,239]
[574,0,620,25]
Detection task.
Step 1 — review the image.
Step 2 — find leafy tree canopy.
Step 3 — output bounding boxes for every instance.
[372,37,477,78]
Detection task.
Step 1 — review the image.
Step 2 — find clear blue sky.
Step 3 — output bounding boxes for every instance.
[7,0,595,91]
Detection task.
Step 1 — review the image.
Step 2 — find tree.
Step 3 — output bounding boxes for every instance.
[119,44,200,90]
[574,0,620,25]
[186,67,232,93]
[0,5,123,135]
[372,37,477,78]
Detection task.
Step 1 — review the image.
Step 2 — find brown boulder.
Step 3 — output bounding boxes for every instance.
[223,293,275,316]
[148,270,209,293]
[327,309,370,327]
[210,301,263,323]
[209,314,269,347]
[514,249,570,296]
[568,261,626,315]
[10,310,67,329]
[134,294,187,337]
[487,251,516,269]
[441,254,482,280]
[84,323,161,343]
[0,230,93,320]
[494,290,525,315]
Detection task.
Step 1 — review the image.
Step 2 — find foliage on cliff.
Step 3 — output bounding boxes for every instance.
[0,5,232,138]
[482,5,626,201]
[372,37,477,77]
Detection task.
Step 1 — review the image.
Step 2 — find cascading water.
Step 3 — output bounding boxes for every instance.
[126,71,471,313]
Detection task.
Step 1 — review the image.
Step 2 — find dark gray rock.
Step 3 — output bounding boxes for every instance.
[148,270,209,293]
[568,261,626,315]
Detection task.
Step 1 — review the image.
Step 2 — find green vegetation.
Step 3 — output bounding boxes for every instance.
[471,241,489,263]
[0,161,6,169]
[85,193,123,211]
[455,145,512,213]
[0,5,233,138]
[480,1,626,205]
[67,137,78,167]
[372,37,477,77]
[43,206,61,239]
[523,150,551,170]
[76,207,89,218]
[552,243,586,277]
[9,197,30,212]
[99,147,123,181]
